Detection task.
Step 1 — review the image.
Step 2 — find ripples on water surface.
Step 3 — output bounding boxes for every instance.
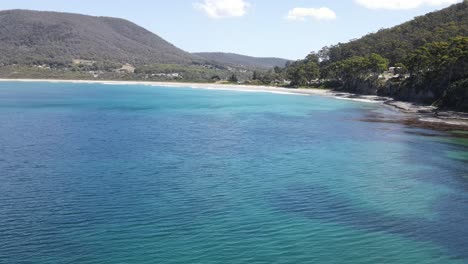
[0,82,467,264]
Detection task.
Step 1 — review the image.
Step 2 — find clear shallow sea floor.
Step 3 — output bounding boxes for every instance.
[0,82,467,264]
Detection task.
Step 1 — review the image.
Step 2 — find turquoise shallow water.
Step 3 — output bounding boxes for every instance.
[0,81,467,264]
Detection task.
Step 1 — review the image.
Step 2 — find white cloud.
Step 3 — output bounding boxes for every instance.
[355,0,462,10]
[286,7,337,22]
[195,0,250,18]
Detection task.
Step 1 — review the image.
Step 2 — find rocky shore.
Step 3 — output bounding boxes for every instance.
[329,91,468,131]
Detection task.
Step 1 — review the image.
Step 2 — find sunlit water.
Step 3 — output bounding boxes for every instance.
[1,82,467,264]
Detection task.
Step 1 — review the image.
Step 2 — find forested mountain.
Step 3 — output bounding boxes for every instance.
[281,1,468,111]
[193,52,290,69]
[0,9,291,81]
[321,1,468,65]
[0,9,200,66]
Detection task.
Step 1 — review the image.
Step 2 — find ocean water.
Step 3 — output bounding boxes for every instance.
[0,81,467,264]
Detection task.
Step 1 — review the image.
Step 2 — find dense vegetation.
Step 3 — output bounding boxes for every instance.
[285,54,320,86]
[405,36,468,110]
[321,1,468,65]
[193,52,290,70]
[282,1,468,112]
[0,10,199,66]
[0,9,288,82]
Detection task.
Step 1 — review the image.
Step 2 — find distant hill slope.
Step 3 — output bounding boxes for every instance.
[0,9,200,66]
[325,1,468,64]
[193,52,290,69]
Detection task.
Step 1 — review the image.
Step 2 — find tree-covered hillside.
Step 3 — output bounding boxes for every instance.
[193,52,290,69]
[321,1,468,65]
[0,9,292,82]
[0,9,200,66]
[282,1,468,111]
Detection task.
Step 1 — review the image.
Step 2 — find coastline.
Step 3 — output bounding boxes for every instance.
[0,78,332,96]
[1,78,467,131]
[330,92,468,131]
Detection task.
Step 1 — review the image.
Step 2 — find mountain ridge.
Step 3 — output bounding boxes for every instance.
[0,9,203,66]
[193,52,290,69]
[320,1,468,65]
[0,9,290,71]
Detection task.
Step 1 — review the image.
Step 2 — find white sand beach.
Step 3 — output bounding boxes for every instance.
[1,78,467,129]
[0,78,332,97]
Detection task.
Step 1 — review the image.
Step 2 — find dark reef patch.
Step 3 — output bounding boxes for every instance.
[272,184,468,259]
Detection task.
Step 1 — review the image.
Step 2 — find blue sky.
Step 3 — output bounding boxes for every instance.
[0,0,462,59]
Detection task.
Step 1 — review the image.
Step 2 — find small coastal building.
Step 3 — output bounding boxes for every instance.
[72,59,95,66]
[150,73,181,78]
[117,63,135,73]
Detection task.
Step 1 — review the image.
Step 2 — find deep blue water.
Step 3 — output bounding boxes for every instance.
[0,81,467,264]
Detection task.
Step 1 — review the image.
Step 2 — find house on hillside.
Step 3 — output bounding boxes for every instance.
[72,59,95,66]
[116,63,135,74]
[381,67,410,80]
[150,73,181,79]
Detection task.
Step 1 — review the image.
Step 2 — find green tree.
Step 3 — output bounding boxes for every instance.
[368,53,389,74]
[321,54,390,90]
[260,70,275,84]
[228,74,238,83]
[286,61,307,86]
[252,71,258,80]
[405,36,468,101]
[304,60,320,83]
[394,63,408,74]
[285,59,320,86]
[273,66,282,74]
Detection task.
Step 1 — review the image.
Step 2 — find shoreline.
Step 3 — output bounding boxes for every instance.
[329,92,468,131]
[0,78,332,96]
[1,78,467,131]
